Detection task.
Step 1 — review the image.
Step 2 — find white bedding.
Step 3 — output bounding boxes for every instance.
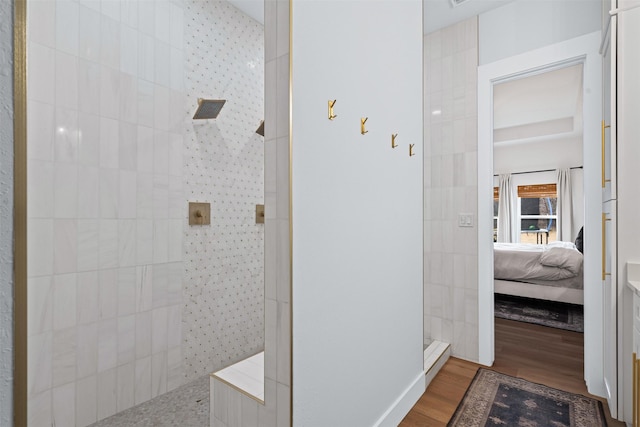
[494,242,584,305]
[494,242,583,283]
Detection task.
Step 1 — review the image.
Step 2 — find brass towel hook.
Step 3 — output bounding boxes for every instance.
[361,117,368,135]
[391,133,398,149]
[328,100,337,120]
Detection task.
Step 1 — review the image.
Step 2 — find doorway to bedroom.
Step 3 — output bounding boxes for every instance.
[477,31,605,400]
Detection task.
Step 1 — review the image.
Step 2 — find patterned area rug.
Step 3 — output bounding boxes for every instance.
[494,293,584,333]
[447,369,606,427]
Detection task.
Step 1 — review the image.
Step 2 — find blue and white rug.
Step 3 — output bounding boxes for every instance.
[447,369,606,427]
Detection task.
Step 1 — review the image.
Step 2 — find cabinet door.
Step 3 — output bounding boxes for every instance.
[603,199,618,418]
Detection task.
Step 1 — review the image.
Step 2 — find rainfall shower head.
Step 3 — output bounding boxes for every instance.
[193,98,226,120]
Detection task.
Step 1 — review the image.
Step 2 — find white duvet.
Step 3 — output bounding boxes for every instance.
[494,242,583,282]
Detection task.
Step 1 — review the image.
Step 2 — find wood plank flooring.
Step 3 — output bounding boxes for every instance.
[400,317,625,426]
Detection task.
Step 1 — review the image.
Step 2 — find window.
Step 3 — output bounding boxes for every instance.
[494,183,558,244]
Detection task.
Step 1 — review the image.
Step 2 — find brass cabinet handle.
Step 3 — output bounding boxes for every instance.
[631,352,640,427]
[602,120,611,188]
[602,213,612,280]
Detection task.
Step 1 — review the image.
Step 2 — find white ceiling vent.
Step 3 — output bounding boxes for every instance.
[449,0,472,7]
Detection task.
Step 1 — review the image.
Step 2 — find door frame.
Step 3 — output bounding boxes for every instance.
[477,31,607,398]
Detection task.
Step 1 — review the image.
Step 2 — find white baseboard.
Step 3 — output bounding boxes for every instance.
[372,372,426,427]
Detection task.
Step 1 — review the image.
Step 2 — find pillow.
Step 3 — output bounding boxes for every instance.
[540,247,583,275]
[575,226,584,253]
[547,241,577,250]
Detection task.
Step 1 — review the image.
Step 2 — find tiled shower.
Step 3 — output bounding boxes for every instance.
[25,0,264,425]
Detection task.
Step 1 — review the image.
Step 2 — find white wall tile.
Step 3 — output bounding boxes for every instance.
[52,327,77,387]
[135,265,153,313]
[166,346,182,391]
[100,66,121,120]
[27,101,55,161]
[134,356,152,405]
[100,169,119,219]
[56,0,79,56]
[100,117,120,169]
[52,382,76,427]
[78,111,100,167]
[54,163,78,218]
[27,160,54,218]
[28,276,53,337]
[77,219,99,272]
[120,0,138,28]
[101,0,121,22]
[138,34,156,84]
[97,368,118,421]
[153,219,169,263]
[135,311,152,359]
[77,271,99,325]
[153,85,170,131]
[79,5,101,62]
[118,314,136,365]
[55,51,79,110]
[28,331,52,394]
[100,15,121,70]
[117,267,136,316]
[169,3,184,49]
[98,318,118,372]
[120,25,138,75]
[53,219,78,274]
[151,352,167,398]
[116,362,135,412]
[151,307,168,354]
[99,268,118,320]
[28,43,55,105]
[54,107,80,164]
[99,219,118,269]
[53,273,77,330]
[120,73,139,124]
[76,375,98,426]
[151,263,168,309]
[119,122,138,171]
[154,41,171,89]
[28,0,56,48]
[118,173,138,219]
[77,322,98,379]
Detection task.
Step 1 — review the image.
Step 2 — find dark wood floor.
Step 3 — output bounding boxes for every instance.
[400,317,625,426]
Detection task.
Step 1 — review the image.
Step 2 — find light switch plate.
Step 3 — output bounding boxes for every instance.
[458,213,473,227]
[189,202,210,225]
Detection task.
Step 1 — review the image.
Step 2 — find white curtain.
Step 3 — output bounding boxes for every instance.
[497,174,517,243]
[556,168,573,241]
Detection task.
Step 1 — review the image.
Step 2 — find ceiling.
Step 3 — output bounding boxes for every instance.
[227,0,515,34]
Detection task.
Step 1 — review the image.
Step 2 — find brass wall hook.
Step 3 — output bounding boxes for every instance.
[409,144,415,157]
[391,133,398,148]
[361,117,368,135]
[328,100,337,120]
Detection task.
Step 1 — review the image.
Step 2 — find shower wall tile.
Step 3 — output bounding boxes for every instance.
[27,0,186,424]
[183,0,264,381]
[424,17,479,361]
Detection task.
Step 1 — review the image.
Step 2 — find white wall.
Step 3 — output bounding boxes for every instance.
[0,0,14,424]
[479,0,601,65]
[291,1,424,425]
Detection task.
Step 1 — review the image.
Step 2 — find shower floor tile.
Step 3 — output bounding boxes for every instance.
[89,375,209,427]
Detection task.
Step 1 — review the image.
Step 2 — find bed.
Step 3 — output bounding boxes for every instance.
[494,242,584,305]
